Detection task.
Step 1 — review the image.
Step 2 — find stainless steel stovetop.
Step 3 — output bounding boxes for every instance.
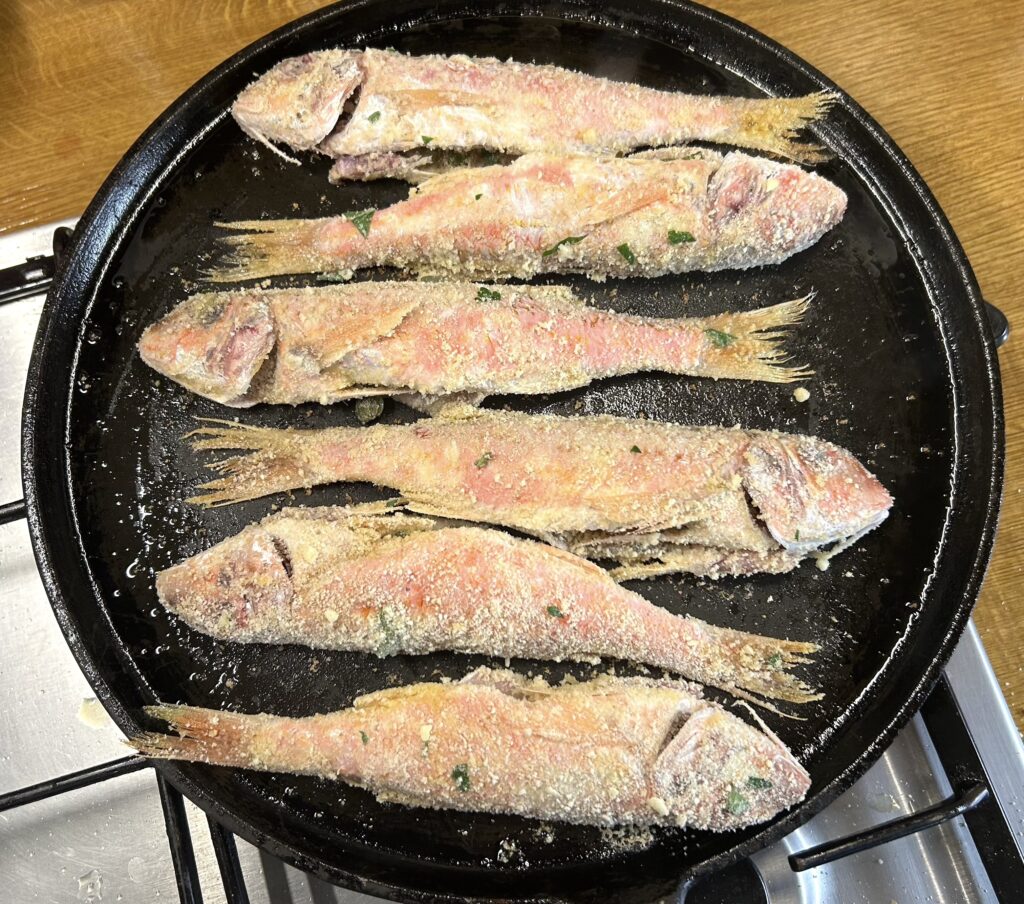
[1,221,1022,904]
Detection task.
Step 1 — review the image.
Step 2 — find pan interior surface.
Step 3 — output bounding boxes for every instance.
[28,2,998,901]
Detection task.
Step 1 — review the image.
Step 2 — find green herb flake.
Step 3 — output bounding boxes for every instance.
[795,529,801,541]
[546,605,566,619]
[767,653,783,669]
[451,763,471,792]
[474,451,494,468]
[474,193,483,201]
[376,609,401,656]
[360,730,369,745]
[345,208,375,238]
[354,398,384,424]
[704,328,738,349]
[385,498,403,508]
[541,235,587,258]
[668,229,696,245]
[725,788,749,816]
[616,243,637,264]
[746,776,773,790]
[367,111,381,123]
[630,445,642,454]
[422,135,435,145]
[476,287,501,302]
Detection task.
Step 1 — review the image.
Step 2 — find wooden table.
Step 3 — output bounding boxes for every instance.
[2,0,1021,729]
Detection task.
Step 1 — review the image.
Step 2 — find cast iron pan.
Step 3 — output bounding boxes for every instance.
[22,0,1003,900]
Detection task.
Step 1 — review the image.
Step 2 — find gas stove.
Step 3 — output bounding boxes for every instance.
[1,222,1021,903]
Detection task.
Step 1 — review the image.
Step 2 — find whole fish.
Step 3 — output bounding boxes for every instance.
[138,280,811,408]
[188,410,892,580]
[211,150,846,283]
[157,505,819,706]
[131,667,811,829]
[231,48,834,178]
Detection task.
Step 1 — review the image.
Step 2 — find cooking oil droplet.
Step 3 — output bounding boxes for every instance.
[77,868,103,902]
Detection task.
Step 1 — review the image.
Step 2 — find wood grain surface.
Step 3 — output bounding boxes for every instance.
[1,1,1021,730]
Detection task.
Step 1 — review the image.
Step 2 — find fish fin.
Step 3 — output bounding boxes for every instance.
[693,294,814,384]
[130,705,258,767]
[316,295,422,368]
[207,219,337,282]
[187,419,313,507]
[730,92,836,164]
[704,627,822,708]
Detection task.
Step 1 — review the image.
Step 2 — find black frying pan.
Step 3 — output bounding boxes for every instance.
[22,1,1003,901]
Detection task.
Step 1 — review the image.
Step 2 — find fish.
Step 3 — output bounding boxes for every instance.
[231,48,834,176]
[210,150,847,283]
[156,505,819,706]
[137,280,812,409]
[187,409,892,580]
[130,666,811,830]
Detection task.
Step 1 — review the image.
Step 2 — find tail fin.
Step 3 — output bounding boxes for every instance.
[130,705,259,767]
[675,619,821,714]
[207,219,338,282]
[187,418,317,507]
[695,294,813,384]
[730,92,836,164]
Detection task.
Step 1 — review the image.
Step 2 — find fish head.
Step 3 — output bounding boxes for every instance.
[743,434,893,555]
[138,292,275,405]
[156,526,293,642]
[708,152,847,266]
[232,50,364,152]
[653,707,811,830]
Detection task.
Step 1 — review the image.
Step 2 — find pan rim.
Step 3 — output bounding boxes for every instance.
[21,0,1004,900]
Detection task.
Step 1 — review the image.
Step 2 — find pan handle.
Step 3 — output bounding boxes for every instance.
[787,781,989,871]
[0,498,27,525]
[985,301,1009,348]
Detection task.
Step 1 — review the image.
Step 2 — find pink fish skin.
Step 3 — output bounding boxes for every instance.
[232,48,833,171]
[188,410,892,579]
[137,281,811,407]
[211,151,847,283]
[131,667,811,830]
[156,506,819,705]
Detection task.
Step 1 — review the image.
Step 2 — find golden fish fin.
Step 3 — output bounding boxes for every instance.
[693,294,814,384]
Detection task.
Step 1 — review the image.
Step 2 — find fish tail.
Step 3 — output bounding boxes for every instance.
[676,619,822,707]
[130,705,261,768]
[206,219,339,282]
[693,294,814,384]
[728,92,836,164]
[186,418,321,507]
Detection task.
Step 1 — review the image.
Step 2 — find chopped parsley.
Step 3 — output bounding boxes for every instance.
[704,328,737,349]
[630,445,642,454]
[795,529,801,541]
[367,111,381,123]
[474,451,493,468]
[474,193,483,201]
[385,498,403,508]
[617,243,637,264]
[746,776,773,790]
[767,653,783,669]
[451,763,471,792]
[345,208,375,238]
[546,605,566,619]
[422,135,435,145]
[354,398,384,424]
[360,730,369,745]
[377,609,401,656]
[476,287,501,302]
[725,788,749,816]
[541,235,586,258]
[668,229,696,244]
